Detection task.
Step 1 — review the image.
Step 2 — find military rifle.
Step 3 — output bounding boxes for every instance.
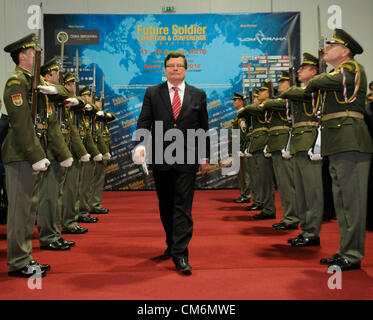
[91,64,97,138]
[265,50,274,99]
[317,6,327,74]
[100,74,105,132]
[74,49,80,128]
[57,31,68,127]
[31,3,43,126]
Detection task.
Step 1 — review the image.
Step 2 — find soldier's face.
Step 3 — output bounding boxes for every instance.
[298,65,317,83]
[164,57,187,85]
[65,81,75,95]
[278,80,290,94]
[45,70,58,85]
[20,48,35,70]
[233,98,243,110]
[324,43,350,66]
[258,90,269,101]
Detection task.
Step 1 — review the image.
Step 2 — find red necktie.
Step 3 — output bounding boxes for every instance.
[172,87,181,120]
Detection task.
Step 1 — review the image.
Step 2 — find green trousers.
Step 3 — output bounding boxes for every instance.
[76,161,96,218]
[5,162,42,271]
[88,159,107,210]
[293,152,323,238]
[61,160,81,230]
[328,151,371,263]
[252,152,276,216]
[238,156,252,200]
[37,161,67,246]
[272,152,299,226]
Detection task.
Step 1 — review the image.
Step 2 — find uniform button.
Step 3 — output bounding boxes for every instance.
[337,124,341,127]
[174,123,177,127]
[301,130,304,133]
[172,136,176,141]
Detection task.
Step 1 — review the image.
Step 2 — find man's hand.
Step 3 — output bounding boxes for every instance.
[64,98,79,106]
[37,85,58,95]
[93,153,103,162]
[132,145,146,165]
[32,158,50,171]
[199,159,209,175]
[84,104,93,111]
[103,152,111,160]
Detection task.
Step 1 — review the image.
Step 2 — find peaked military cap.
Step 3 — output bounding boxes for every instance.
[233,92,245,100]
[253,89,260,97]
[80,86,90,96]
[300,52,319,67]
[278,71,290,82]
[41,56,59,76]
[260,81,271,91]
[4,33,36,53]
[63,72,76,84]
[326,28,363,55]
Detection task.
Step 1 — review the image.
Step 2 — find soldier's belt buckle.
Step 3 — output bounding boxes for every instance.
[36,123,48,130]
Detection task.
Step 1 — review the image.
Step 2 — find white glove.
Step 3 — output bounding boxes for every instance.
[263,145,272,158]
[32,158,50,171]
[80,153,91,162]
[220,157,233,167]
[132,145,146,165]
[37,85,58,95]
[308,148,323,161]
[60,157,73,168]
[96,111,105,117]
[103,152,111,160]
[281,148,292,159]
[84,104,93,111]
[244,148,253,158]
[93,153,103,162]
[64,98,79,106]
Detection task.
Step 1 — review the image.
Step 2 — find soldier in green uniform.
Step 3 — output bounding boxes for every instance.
[231,92,252,204]
[280,53,324,246]
[61,72,90,234]
[264,71,299,230]
[75,86,102,223]
[238,82,276,219]
[306,29,373,270]
[37,57,75,251]
[2,34,50,277]
[88,99,113,214]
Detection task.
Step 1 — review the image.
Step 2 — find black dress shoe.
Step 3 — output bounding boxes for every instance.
[173,258,192,274]
[62,225,88,234]
[30,260,51,272]
[288,233,303,244]
[245,204,263,211]
[273,222,298,230]
[253,212,276,220]
[291,235,320,247]
[58,237,75,247]
[40,240,70,251]
[234,197,251,204]
[90,207,109,214]
[8,264,47,278]
[77,215,98,223]
[163,248,172,259]
[320,253,342,265]
[327,256,361,271]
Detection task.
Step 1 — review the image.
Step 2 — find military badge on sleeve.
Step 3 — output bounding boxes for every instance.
[11,93,23,106]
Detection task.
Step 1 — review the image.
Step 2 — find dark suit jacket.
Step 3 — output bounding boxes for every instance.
[137,81,209,172]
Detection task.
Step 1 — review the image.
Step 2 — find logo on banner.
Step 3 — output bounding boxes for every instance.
[239,30,286,45]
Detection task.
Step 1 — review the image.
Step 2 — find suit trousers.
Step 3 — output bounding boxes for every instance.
[272,152,298,226]
[5,161,42,271]
[37,161,67,245]
[328,151,371,263]
[61,159,81,230]
[153,169,196,260]
[88,159,107,210]
[293,152,323,238]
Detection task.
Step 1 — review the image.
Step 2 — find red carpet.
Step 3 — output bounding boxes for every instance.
[0,189,372,300]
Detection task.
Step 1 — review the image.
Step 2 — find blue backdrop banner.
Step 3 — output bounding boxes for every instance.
[44,12,300,190]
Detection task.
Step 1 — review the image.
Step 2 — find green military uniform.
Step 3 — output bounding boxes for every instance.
[60,72,89,234]
[306,29,373,268]
[75,86,101,223]
[264,76,298,228]
[89,110,115,213]
[238,87,276,219]
[2,34,49,275]
[37,58,73,249]
[280,53,324,243]
[231,92,252,203]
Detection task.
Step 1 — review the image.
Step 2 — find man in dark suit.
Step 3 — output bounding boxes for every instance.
[133,52,209,274]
